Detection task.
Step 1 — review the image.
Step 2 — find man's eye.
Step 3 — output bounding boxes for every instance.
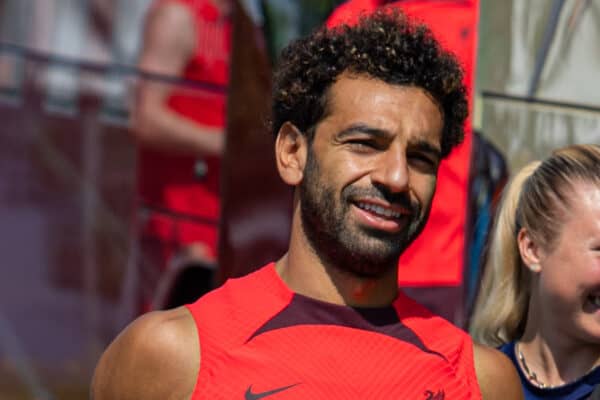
[410,153,433,164]
[408,153,438,171]
[347,140,378,150]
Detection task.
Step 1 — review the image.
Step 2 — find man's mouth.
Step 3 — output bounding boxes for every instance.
[354,200,410,220]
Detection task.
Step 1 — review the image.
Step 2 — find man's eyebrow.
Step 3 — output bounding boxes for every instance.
[335,123,391,140]
[335,124,442,158]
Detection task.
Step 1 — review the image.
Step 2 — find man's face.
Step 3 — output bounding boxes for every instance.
[299,73,444,278]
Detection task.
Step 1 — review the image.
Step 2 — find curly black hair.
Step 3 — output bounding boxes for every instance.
[271,7,468,158]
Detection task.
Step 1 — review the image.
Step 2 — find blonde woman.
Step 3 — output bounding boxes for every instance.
[470,144,600,399]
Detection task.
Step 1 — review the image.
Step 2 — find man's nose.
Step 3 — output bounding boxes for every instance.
[370,147,409,193]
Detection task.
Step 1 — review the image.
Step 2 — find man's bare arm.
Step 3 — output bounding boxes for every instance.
[91,307,199,400]
[473,343,524,400]
[132,2,224,156]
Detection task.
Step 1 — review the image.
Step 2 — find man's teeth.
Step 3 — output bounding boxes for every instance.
[357,202,402,218]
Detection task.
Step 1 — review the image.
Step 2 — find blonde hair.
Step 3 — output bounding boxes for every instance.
[470,144,600,346]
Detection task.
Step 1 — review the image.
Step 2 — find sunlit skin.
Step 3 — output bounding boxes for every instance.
[519,180,600,386]
[275,73,443,307]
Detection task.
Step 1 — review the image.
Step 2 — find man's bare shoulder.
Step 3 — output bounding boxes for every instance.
[91,306,199,400]
[473,343,524,400]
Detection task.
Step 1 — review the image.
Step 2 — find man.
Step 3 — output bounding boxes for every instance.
[131,0,231,310]
[93,8,522,399]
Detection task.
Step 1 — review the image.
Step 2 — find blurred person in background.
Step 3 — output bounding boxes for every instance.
[93,9,522,399]
[131,0,232,311]
[470,144,600,399]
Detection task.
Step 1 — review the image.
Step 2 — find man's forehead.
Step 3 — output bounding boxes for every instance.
[326,74,441,120]
[325,72,442,116]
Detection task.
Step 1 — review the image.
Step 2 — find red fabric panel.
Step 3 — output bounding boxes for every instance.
[187,264,482,399]
[327,0,479,286]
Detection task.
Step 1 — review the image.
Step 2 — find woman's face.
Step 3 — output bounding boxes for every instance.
[536,180,600,343]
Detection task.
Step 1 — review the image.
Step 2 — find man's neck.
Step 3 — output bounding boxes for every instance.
[276,215,399,307]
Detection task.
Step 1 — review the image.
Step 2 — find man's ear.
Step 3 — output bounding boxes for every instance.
[517,228,542,273]
[275,122,308,186]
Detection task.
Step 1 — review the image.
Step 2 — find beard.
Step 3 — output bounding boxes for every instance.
[299,147,432,279]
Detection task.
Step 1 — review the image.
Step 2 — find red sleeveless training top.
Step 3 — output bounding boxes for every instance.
[186,263,482,399]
